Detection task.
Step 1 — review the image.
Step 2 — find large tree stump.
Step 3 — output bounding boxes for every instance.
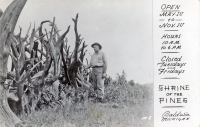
[0,0,27,126]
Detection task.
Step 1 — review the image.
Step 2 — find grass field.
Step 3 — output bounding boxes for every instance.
[19,80,154,127]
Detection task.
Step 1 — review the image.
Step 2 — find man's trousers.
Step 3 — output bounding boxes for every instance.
[91,67,105,99]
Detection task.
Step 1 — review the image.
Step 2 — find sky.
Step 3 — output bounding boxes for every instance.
[0,0,153,84]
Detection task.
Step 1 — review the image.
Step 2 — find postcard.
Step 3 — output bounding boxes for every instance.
[0,0,199,127]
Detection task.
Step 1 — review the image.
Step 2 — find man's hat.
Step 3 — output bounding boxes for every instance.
[91,42,102,49]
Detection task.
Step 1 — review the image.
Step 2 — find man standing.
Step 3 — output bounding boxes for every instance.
[85,42,107,102]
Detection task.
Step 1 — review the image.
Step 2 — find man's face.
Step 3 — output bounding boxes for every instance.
[93,45,100,52]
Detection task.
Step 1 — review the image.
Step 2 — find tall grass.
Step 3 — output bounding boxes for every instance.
[19,72,154,127]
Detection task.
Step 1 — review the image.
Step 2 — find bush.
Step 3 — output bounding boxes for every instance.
[104,72,153,105]
[128,80,135,86]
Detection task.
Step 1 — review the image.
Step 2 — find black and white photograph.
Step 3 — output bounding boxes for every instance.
[1,0,200,127]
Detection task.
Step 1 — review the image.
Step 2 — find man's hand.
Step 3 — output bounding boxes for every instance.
[102,73,106,79]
